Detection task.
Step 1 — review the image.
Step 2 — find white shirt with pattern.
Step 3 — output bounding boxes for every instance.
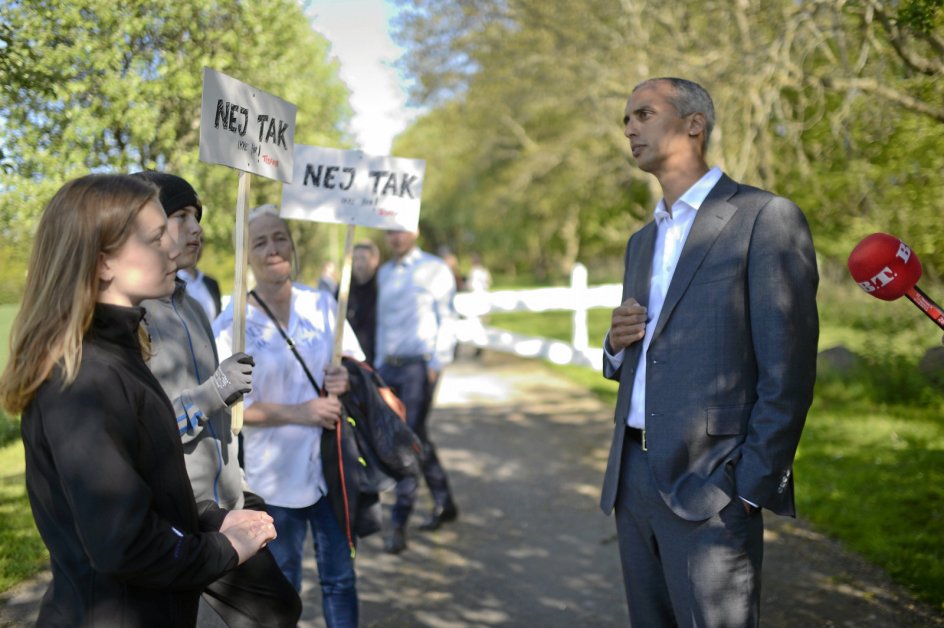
[213,283,363,509]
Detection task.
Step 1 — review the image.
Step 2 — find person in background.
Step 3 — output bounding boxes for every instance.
[466,252,492,295]
[214,204,365,628]
[318,260,339,295]
[377,229,459,554]
[0,174,274,627]
[466,252,492,359]
[135,171,301,628]
[437,244,466,293]
[178,233,222,321]
[344,239,381,366]
[601,77,818,626]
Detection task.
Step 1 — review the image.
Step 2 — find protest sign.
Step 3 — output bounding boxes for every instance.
[198,68,297,432]
[281,145,425,232]
[199,67,297,183]
[280,145,427,364]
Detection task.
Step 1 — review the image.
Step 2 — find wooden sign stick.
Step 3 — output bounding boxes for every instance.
[230,170,252,433]
[331,223,357,367]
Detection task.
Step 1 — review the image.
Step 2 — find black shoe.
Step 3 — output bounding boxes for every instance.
[384,526,407,554]
[418,502,458,531]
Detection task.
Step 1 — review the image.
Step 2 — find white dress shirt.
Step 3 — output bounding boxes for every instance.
[375,247,458,372]
[605,167,723,428]
[178,268,218,321]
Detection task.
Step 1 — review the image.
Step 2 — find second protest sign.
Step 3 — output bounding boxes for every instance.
[281,145,426,232]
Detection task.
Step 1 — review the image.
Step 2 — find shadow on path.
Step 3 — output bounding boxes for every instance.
[295,352,943,627]
[2,351,942,627]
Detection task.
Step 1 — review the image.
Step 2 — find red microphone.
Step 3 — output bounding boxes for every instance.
[848,233,944,330]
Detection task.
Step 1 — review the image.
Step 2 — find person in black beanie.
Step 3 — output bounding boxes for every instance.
[135,170,301,627]
[139,172,221,319]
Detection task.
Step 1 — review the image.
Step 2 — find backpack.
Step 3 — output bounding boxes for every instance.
[322,357,422,543]
[339,357,422,490]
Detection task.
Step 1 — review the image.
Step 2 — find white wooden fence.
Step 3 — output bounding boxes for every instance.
[453,263,621,370]
[221,264,620,369]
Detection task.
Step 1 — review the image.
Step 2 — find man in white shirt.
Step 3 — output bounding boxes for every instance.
[600,78,819,626]
[375,229,459,554]
[177,236,222,321]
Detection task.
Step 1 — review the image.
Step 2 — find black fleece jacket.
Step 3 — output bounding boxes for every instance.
[21,303,237,627]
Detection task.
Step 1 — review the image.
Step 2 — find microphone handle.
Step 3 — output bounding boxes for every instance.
[905,285,944,330]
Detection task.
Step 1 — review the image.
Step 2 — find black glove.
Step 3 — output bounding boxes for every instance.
[212,352,254,406]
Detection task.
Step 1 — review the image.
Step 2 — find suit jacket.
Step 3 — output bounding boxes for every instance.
[202,274,222,320]
[600,174,819,521]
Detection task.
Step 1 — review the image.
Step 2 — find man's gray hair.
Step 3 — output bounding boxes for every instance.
[633,77,716,151]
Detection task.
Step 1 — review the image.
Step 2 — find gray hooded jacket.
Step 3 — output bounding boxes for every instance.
[143,281,246,509]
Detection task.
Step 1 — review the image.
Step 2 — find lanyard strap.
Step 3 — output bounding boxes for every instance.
[248,290,323,397]
[250,290,355,558]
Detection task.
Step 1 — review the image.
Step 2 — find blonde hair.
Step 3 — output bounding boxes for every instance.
[0,174,158,414]
[248,203,281,224]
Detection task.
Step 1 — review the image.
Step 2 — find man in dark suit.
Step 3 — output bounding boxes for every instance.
[345,240,381,366]
[601,77,819,626]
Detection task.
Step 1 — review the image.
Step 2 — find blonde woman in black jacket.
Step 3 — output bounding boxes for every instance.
[0,174,276,627]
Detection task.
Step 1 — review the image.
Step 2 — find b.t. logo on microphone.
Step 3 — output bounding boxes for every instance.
[849,239,921,301]
[848,233,944,330]
[849,233,921,301]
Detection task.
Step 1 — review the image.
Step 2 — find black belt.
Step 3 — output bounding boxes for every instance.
[384,354,430,367]
[626,427,647,452]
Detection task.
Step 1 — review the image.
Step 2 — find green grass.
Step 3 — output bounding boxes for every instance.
[796,383,943,607]
[0,304,15,375]
[0,304,46,593]
[0,305,20,448]
[489,308,612,344]
[0,440,47,592]
[487,275,944,610]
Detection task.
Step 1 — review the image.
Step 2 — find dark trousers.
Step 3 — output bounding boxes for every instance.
[379,360,453,526]
[615,435,763,628]
[202,493,302,628]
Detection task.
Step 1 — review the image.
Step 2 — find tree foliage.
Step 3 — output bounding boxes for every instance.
[0,0,352,302]
[390,0,944,282]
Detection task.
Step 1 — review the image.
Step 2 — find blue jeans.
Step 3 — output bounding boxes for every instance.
[266,499,358,628]
[379,361,453,527]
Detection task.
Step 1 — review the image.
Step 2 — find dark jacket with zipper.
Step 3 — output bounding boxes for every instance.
[21,303,238,627]
[338,275,378,366]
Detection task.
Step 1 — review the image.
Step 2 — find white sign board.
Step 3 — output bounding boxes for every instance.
[280,145,425,231]
[199,67,297,183]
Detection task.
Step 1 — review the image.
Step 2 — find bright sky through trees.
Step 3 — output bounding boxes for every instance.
[303,0,419,155]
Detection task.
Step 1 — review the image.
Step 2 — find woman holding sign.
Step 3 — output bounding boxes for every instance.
[0,174,276,627]
[213,204,364,627]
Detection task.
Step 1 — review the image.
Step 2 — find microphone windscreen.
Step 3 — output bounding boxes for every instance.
[848,233,922,301]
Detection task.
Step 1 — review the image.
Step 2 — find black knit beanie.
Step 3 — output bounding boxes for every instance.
[132,171,203,222]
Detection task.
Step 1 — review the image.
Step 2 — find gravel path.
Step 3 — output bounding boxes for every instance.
[2,351,941,627]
